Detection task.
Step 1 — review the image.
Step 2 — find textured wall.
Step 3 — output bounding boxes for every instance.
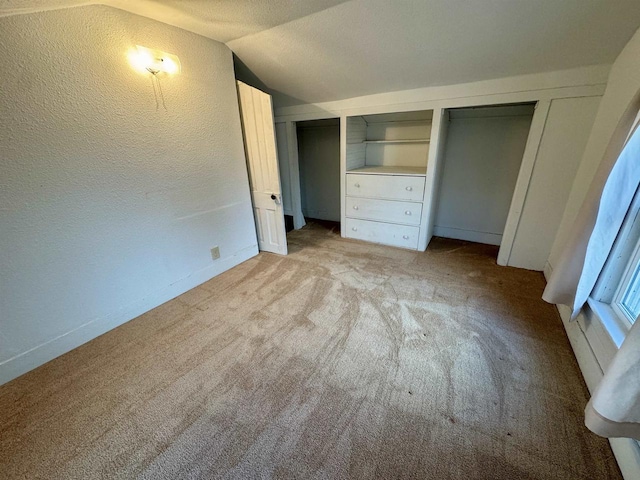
[0,5,257,383]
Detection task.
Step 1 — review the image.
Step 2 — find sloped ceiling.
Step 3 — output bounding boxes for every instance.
[3,0,640,107]
[0,0,350,42]
[228,0,640,106]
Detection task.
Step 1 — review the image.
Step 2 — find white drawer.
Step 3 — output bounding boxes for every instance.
[346,197,422,226]
[345,218,420,250]
[346,174,426,201]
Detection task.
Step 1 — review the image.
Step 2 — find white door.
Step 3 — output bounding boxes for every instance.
[237,81,288,255]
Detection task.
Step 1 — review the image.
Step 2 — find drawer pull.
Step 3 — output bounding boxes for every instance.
[404,210,411,215]
[353,205,359,210]
[352,227,358,231]
[406,186,413,191]
[354,183,360,188]
[403,235,409,240]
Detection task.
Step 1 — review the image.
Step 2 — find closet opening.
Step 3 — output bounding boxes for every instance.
[295,118,341,229]
[433,103,535,254]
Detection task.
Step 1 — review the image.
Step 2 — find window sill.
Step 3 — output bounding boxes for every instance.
[586,297,628,349]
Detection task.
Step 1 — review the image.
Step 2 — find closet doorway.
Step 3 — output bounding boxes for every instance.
[296,119,341,225]
[434,103,535,250]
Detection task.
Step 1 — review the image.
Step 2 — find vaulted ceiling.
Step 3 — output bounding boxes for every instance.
[3,0,640,107]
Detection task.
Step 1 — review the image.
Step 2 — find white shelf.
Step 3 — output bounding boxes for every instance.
[346,165,426,176]
[363,139,430,144]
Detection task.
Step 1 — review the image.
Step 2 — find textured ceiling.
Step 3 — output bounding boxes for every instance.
[228,0,640,106]
[0,0,350,42]
[146,0,350,42]
[3,0,640,107]
[0,0,91,15]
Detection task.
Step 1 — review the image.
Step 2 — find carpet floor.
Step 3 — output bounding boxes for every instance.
[0,221,621,479]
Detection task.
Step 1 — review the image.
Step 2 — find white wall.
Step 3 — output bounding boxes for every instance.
[549,28,640,271]
[545,27,640,480]
[297,122,341,222]
[509,96,600,270]
[434,105,533,246]
[0,5,258,384]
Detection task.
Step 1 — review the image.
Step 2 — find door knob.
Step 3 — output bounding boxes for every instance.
[406,186,413,191]
[354,183,360,188]
[270,193,282,205]
[405,210,411,215]
[403,235,409,239]
[353,205,359,210]
[352,227,358,231]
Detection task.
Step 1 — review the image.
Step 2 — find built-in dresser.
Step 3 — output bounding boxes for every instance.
[344,111,433,250]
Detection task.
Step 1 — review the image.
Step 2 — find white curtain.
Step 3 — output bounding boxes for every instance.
[585,317,640,440]
[542,93,640,316]
[570,114,640,316]
[542,90,640,439]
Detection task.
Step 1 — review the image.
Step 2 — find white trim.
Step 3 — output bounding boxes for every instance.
[432,226,502,246]
[422,109,449,247]
[418,107,445,250]
[554,302,640,480]
[546,264,640,479]
[274,65,608,121]
[497,100,551,265]
[587,298,628,349]
[275,86,605,124]
[612,235,640,325]
[340,115,347,238]
[593,186,640,303]
[556,303,605,391]
[0,244,258,386]
[285,121,306,230]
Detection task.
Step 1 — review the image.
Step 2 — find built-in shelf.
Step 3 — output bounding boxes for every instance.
[362,139,430,144]
[346,165,426,176]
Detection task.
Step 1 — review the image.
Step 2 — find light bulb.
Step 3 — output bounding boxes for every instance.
[129,46,181,75]
[161,57,177,74]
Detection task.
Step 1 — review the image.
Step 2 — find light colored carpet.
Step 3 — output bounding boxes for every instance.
[0,221,621,479]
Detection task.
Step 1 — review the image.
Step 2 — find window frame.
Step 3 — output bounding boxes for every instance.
[589,184,640,348]
[611,236,640,326]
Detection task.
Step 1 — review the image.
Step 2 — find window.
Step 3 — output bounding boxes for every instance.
[613,238,640,325]
[589,125,640,347]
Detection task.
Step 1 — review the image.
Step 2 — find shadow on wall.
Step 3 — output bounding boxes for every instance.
[233,54,307,108]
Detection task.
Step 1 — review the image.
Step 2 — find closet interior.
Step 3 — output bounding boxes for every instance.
[281,103,537,254]
[296,118,341,223]
[433,103,535,247]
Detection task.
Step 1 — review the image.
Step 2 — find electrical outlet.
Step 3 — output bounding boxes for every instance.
[210,246,220,260]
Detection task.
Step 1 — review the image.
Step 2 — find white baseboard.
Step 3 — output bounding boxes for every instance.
[543,261,553,281]
[554,302,640,479]
[433,225,502,246]
[302,209,340,222]
[0,244,258,386]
